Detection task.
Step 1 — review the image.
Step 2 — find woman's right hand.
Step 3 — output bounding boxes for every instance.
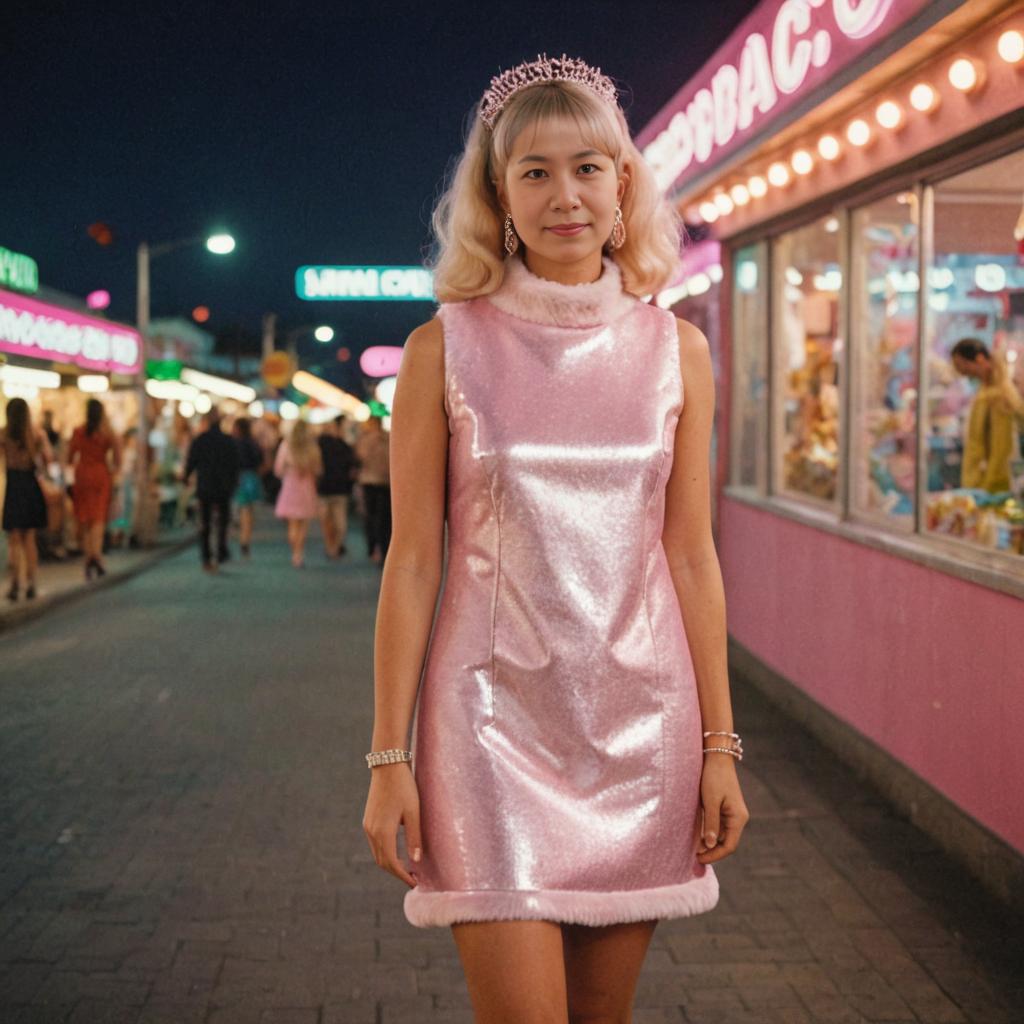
[362,763,422,888]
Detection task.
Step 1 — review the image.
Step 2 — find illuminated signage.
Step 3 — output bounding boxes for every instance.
[638,0,933,193]
[0,246,39,294]
[0,288,142,374]
[296,265,435,301]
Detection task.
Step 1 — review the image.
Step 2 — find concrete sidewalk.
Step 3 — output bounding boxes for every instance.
[0,528,195,635]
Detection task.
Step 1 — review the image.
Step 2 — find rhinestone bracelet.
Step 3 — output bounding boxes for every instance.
[702,730,743,762]
[366,748,413,769]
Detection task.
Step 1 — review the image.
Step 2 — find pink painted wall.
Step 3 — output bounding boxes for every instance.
[719,496,1024,855]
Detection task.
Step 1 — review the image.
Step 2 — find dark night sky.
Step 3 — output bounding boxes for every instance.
[3,0,756,379]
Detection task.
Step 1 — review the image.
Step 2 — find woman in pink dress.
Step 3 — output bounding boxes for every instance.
[362,57,749,1020]
[273,419,322,567]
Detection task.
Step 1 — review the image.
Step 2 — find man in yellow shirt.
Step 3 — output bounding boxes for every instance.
[950,338,1024,493]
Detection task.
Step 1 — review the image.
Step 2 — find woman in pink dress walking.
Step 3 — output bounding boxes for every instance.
[362,56,749,1021]
[273,419,322,568]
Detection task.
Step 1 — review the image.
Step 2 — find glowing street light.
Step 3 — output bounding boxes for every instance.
[314,325,335,343]
[206,234,236,254]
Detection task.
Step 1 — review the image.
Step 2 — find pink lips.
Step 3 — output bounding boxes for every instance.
[547,224,588,236]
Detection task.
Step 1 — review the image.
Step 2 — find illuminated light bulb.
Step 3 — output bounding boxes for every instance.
[997,29,1024,64]
[875,100,903,129]
[948,57,982,92]
[713,191,734,216]
[767,161,790,187]
[195,394,213,414]
[791,149,814,175]
[785,267,804,287]
[847,118,871,146]
[77,375,109,393]
[248,400,264,418]
[698,201,720,223]
[910,82,939,113]
[730,183,751,206]
[280,401,299,421]
[824,216,840,233]
[817,134,840,160]
[179,401,196,419]
[314,325,334,342]
[747,175,768,198]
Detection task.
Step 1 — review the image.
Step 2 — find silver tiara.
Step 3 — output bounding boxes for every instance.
[479,54,618,130]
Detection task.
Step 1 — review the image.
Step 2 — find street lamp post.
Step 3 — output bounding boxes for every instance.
[134,233,235,545]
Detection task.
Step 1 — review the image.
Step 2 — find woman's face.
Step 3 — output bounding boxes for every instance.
[499,115,625,276]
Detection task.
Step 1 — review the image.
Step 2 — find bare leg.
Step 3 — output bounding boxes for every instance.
[24,529,39,586]
[294,519,308,565]
[320,504,337,557]
[563,920,658,1023]
[239,507,253,548]
[90,522,106,569]
[336,496,348,552]
[451,920,569,1024]
[7,531,24,592]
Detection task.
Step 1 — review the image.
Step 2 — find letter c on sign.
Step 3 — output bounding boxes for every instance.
[773,0,814,95]
[832,0,895,39]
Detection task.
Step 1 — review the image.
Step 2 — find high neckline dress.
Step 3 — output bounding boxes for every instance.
[403,254,719,928]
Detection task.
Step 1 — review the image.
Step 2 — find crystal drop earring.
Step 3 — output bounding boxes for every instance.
[504,213,519,255]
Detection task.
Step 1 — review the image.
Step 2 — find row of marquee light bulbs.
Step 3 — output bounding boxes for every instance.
[689,28,1024,227]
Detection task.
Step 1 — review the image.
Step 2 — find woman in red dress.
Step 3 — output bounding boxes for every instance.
[68,399,122,579]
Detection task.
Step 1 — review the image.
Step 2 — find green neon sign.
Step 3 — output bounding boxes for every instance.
[0,245,39,294]
[296,265,434,301]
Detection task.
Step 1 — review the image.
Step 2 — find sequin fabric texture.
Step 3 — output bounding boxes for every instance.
[403,256,719,927]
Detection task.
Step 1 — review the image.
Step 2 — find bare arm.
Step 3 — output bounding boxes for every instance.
[363,316,447,890]
[663,319,732,736]
[370,316,448,751]
[662,317,748,863]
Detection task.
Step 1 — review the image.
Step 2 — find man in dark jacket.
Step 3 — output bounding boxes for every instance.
[183,409,240,571]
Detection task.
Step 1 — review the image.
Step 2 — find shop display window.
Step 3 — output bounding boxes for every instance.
[772,217,842,503]
[850,193,919,528]
[923,147,1024,557]
[730,243,768,491]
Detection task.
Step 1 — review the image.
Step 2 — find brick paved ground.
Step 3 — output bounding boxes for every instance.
[0,509,1021,1023]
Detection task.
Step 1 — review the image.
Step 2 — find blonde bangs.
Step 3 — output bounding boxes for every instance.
[430,79,682,304]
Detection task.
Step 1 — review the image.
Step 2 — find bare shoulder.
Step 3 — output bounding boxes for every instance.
[396,316,445,403]
[673,316,710,360]
[403,315,444,364]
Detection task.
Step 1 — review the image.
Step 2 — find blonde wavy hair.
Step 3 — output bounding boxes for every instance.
[430,80,681,302]
[286,419,321,474]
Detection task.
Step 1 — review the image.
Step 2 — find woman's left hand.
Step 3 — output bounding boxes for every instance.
[696,756,750,864]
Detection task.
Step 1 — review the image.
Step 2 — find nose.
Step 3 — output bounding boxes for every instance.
[550,173,581,212]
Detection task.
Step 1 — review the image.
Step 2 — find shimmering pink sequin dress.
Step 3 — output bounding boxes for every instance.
[403,255,718,928]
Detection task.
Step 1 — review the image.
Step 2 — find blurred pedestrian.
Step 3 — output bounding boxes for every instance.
[232,417,263,558]
[183,408,240,573]
[355,415,391,564]
[274,419,322,568]
[950,338,1024,493]
[68,398,122,580]
[1,397,54,600]
[317,415,356,558]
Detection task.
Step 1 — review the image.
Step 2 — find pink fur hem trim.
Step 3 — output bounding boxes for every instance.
[403,869,718,928]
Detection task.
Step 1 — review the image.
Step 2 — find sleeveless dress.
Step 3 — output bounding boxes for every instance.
[402,255,719,928]
[69,427,114,525]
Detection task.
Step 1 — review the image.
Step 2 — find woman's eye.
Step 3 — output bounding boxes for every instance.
[579,164,599,174]
[524,169,547,179]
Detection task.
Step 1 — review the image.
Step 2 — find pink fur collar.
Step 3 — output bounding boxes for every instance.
[486,255,636,328]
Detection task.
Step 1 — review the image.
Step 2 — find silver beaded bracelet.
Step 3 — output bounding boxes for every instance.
[365,748,413,769]
[702,730,743,762]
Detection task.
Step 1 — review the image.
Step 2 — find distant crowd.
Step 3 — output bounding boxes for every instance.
[0,395,391,600]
